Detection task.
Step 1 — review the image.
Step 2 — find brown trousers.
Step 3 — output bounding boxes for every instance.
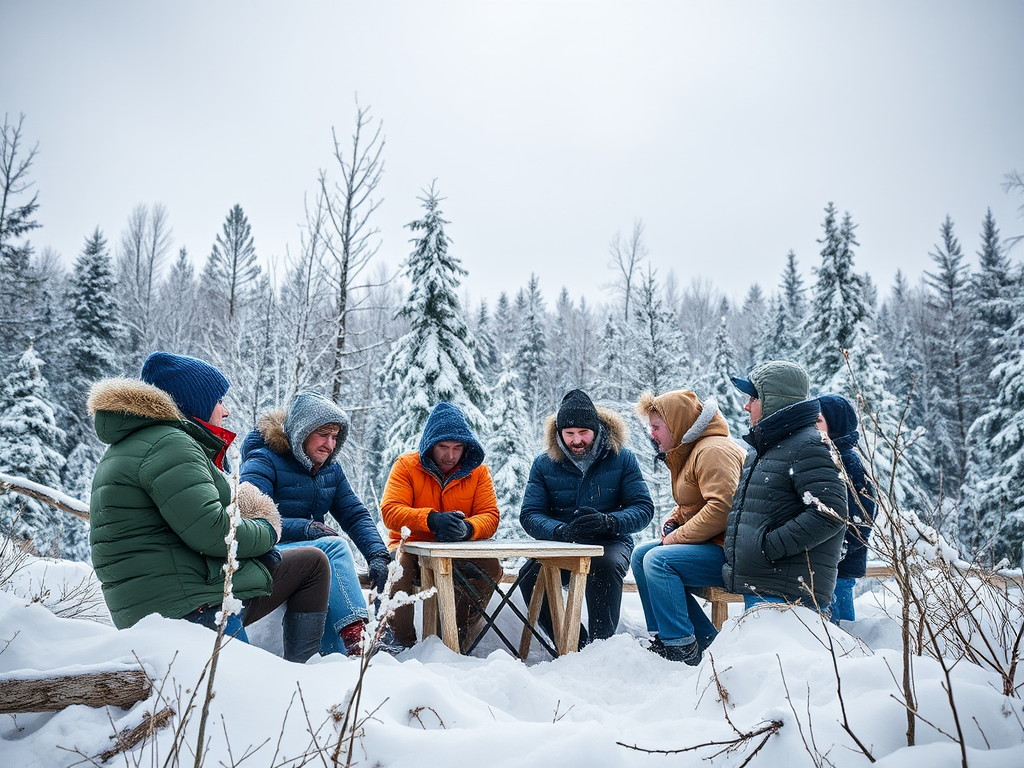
[389,550,503,650]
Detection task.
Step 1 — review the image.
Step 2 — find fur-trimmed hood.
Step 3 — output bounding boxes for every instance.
[88,378,185,422]
[635,389,732,462]
[543,405,628,462]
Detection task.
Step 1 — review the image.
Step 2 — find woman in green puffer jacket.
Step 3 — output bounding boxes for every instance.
[88,352,330,662]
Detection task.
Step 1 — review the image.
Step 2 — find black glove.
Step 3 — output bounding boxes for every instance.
[662,518,681,537]
[366,552,392,594]
[256,546,282,576]
[563,513,617,542]
[552,524,571,542]
[427,511,471,542]
[305,520,338,540]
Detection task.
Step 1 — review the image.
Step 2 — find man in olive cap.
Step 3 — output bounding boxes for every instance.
[722,361,848,610]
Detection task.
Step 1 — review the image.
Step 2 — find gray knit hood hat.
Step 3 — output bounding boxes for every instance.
[283,391,350,470]
[746,360,809,420]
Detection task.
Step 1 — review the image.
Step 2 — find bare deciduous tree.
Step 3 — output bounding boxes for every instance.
[607,218,647,323]
[321,101,385,400]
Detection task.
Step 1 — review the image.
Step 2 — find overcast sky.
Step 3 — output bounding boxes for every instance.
[3,1,1022,309]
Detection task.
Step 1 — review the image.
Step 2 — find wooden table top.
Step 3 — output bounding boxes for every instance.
[403,539,604,559]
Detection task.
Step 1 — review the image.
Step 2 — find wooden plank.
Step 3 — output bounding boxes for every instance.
[405,540,603,559]
[0,669,151,713]
[541,565,566,651]
[519,572,547,660]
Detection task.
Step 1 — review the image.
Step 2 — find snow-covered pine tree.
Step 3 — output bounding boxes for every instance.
[472,299,500,385]
[625,266,684,400]
[922,215,978,500]
[730,283,766,371]
[759,252,806,363]
[380,186,487,463]
[706,315,747,437]
[154,247,203,355]
[492,292,517,362]
[0,346,83,558]
[970,209,1015,400]
[485,358,535,539]
[802,205,873,385]
[960,277,1024,566]
[593,313,628,404]
[204,204,260,325]
[514,274,549,430]
[57,228,125,496]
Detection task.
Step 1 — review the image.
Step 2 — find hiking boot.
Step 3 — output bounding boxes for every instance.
[653,640,702,666]
[646,635,666,654]
[339,620,366,657]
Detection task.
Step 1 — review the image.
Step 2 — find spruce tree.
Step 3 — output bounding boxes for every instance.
[485,358,535,539]
[970,209,1015,398]
[380,186,487,462]
[514,274,549,427]
[960,280,1024,566]
[923,215,976,499]
[472,299,499,385]
[204,204,259,324]
[626,267,684,399]
[707,316,747,437]
[0,346,82,558]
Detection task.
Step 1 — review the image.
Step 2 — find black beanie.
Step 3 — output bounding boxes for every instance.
[556,389,600,433]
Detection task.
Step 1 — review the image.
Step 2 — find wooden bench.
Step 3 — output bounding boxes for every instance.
[504,562,897,631]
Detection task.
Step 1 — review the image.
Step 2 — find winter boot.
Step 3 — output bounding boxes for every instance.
[340,620,366,657]
[282,611,327,663]
[654,639,702,666]
[646,635,666,654]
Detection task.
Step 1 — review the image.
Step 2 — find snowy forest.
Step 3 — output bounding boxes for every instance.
[3,109,1024,572]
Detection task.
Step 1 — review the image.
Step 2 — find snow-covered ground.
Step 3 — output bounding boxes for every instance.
[1,554,1022,768]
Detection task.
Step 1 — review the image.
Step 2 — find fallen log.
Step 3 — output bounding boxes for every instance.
[98,706,175,762]
[0,668,151,713]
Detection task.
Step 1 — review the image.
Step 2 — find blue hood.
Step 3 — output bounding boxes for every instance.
[418,402,485,474]
[817,394,859,451]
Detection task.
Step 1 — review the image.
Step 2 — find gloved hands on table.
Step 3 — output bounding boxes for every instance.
[555,507,618,543]
[427,511,475,542]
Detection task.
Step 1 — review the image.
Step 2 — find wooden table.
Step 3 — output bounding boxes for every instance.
[403,540,604,659]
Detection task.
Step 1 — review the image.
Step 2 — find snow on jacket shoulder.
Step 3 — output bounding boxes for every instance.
[87,378,275,629]
[239,410,387,559]
[520,406,654,544]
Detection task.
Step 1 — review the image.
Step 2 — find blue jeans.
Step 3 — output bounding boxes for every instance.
[279,537,367,655]
[182,604,249,642]
[742,594,790,610]
[829,577,856,622]
[631,540,724,647]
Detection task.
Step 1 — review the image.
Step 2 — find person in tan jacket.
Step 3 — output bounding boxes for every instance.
[631,390,746,665]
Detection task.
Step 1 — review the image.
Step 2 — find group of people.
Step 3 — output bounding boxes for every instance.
[86,352,874,666]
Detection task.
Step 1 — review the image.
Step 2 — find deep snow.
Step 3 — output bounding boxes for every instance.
[1,554,1022,768]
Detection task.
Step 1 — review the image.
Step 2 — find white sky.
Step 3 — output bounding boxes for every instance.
[3,1,1022,307]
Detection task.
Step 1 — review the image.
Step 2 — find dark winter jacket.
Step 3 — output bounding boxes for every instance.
[520,407,654,546]
[817,395,875,580]
[380,402,499,548]
[239,411,388,560]
[722,399,848,606]
[88,379,280,629]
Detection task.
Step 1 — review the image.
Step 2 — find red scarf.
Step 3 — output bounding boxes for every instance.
[195,420,237,471]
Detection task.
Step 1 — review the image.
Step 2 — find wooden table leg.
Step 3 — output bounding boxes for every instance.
[541,565,566,653]
[519,568,547,660]
[562,557,590,655]
[420,558,437,639]
[433,557,460,653]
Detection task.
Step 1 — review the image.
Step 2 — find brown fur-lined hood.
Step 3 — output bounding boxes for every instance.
[88,378,185,422]
[543,405,629,462]
[254,409,291,455]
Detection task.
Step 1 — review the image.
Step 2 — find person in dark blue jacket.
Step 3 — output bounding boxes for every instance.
[816,394,876,622]
[240,391,391,656]
[518,389,654,648]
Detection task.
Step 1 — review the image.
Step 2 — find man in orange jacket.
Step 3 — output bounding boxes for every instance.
[381,402,502,651]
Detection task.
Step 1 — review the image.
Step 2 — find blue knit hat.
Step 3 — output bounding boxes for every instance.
[140,352,229,421]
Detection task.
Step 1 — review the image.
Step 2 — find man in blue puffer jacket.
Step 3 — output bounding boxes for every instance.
[240,391,391,656]
[518,389,654,648]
